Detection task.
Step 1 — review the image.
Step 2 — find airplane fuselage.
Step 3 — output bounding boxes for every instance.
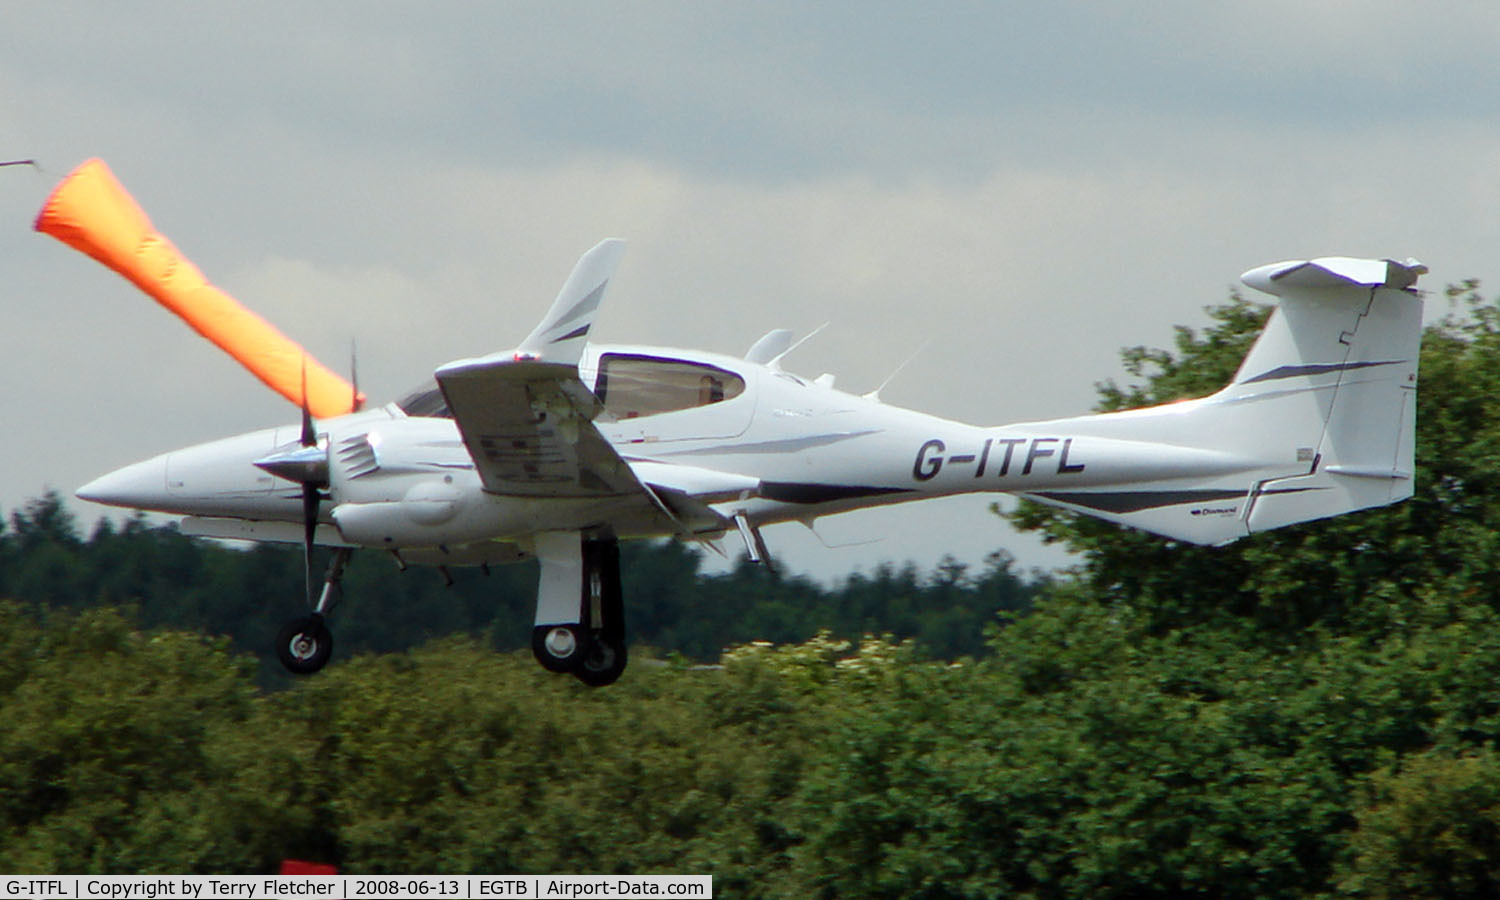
[80,336,1309,573]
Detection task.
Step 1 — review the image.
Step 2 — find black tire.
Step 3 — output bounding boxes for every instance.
[532,624,588,673]
[573,635,628,687]
[276,615,333,675]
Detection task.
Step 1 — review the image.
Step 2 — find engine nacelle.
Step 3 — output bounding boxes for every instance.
[333,479,469,547]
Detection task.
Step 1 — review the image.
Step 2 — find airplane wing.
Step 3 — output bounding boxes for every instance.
[435,356,640,497]
[435,355,741,539]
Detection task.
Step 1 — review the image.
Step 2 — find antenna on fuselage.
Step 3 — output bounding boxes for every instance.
[797,517,883,549]
[862,338,931,403]
[766,322,830,372]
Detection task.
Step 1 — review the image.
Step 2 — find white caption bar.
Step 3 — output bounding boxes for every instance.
[1,876,713,900]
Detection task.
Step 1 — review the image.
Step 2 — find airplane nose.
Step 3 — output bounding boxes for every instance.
[76,454,171,510]
[74,425,300,518]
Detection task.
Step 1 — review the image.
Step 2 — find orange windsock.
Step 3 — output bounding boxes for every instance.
[35,158,364,418]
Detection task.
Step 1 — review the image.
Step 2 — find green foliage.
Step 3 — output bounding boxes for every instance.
[275,641,814,884]
[0,500,1035,883]
[0,585,1498,893]
[0,613,823,883]
[0,603,269,872]
[1340,749,1500,898]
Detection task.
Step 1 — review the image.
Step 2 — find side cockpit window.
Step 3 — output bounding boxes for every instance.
[596,354,745,420]
[395,381,452,418]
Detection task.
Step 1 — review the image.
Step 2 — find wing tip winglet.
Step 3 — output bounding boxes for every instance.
[518,238,628,364]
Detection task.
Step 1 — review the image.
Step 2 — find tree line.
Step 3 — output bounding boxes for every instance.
[0,493,1039,685]
[5,284,1500,895]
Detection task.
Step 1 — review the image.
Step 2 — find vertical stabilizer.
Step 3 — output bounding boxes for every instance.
[1231,258,1424,534]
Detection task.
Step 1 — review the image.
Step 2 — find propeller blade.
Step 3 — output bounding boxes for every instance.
[298,356,321,604]
[302,483,320,605]
[254,359,331,486]
[300,357,316,448]
[350,340,363,413]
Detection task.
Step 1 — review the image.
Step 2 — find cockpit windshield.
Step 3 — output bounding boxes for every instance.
[395,381,452,418]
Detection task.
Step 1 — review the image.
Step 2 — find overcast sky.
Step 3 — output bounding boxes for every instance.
[3,2,1498,583]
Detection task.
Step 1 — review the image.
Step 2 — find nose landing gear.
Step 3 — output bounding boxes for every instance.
[275,547,350,675]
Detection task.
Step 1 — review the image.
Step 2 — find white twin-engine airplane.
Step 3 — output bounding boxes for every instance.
[77,242,1425,685]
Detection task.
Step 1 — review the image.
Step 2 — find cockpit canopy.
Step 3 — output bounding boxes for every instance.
[595,353,744,419]
[396,352,746,421]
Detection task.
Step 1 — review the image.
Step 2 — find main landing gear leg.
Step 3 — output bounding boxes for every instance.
[276,547,351,675]
[575,538,627,687]
[530,532,627,687]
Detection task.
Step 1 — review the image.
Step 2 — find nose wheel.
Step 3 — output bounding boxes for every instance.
[275,547,350,675]
[276,614,333,675]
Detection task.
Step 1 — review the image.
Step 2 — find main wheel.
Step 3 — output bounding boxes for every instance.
[573,635,628,687]
[532,624,589,673]
[276,615,333,675]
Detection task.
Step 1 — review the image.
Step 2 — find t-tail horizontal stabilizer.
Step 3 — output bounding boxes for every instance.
[1019,256,1424,545]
